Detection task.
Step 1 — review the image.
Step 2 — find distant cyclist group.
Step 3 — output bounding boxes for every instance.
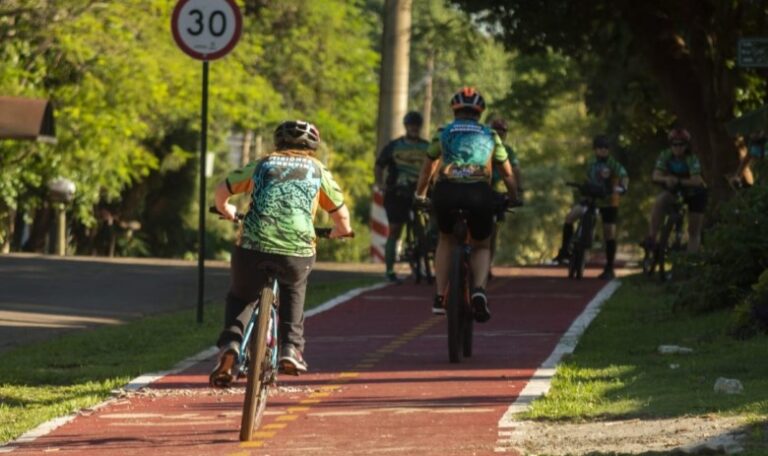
[206,85,765,384]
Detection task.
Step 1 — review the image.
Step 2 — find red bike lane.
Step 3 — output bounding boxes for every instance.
[7,267,611,456]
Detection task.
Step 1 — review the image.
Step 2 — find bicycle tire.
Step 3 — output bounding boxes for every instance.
[413,214,434,285]
[239,286,274,441]
[447,247,465,363]
[462,301,473,357]
[657,216,675,282]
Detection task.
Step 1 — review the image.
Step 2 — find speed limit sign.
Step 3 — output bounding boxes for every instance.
[171,0,242,61]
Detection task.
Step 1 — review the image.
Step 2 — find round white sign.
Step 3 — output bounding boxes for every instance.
[172,0,242,61]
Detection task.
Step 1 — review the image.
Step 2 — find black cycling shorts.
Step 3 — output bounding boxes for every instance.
[599,206,618,224]
[684,190,708,214]
[383,188,414,225]
[432,181,495,241]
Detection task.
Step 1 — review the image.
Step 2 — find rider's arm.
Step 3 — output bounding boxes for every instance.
[318,163,353,238]
[216,162,258,220]
[415,134,442,197]
[494,159,518,201]
[680,155,705,188]
[374,141,395,189]
[652,169,675,187]
[329,204,352,239]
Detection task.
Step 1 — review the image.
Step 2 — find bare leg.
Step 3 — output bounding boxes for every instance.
[469,237,492,289]
[687,213,704,253]
[434,232,456,296]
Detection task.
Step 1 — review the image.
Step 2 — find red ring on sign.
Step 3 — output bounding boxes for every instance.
[171,0,242,61]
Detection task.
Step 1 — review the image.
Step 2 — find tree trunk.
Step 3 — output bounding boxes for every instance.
[421,48,435,139]
[375,0,412,160]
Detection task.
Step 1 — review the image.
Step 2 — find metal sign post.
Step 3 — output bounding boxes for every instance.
[172,0,242,323]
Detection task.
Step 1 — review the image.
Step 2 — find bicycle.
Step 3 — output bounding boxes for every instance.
[566,182,607,280]
[209,207,353,441]
[641,185,686,282]
[403,205,435,284]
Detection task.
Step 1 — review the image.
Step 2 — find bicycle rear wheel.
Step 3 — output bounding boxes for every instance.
[240,286,274,441]
[413,215,434,285]
[447,247,465,363]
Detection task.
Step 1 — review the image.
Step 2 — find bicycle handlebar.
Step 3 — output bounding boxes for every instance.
[208,206,354,239]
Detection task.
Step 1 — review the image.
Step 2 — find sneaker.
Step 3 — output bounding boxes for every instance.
[279,345,308,376]
[209,342,239,388]
[432,295,445,315]
[471,288,491,323]
[640,237,656,251]
[386,272,402,284]
[551,249,569,265]
[598,268,615,280]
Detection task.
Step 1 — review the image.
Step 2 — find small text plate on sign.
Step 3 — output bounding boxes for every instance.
[738,37,768,68]
[172,0,242,61]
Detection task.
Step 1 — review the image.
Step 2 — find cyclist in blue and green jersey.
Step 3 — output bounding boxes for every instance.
[488,118,523,277]
[374,111,430,282]
[644,127,707,254]
[415,87,518,322]
[553,135,628,279]
[209,120,352,387]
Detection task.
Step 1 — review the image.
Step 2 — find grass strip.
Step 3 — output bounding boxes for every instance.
[523,274,768,453]
[0,277,380,444]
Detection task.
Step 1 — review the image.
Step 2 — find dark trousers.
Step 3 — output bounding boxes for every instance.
[217,246,315,352]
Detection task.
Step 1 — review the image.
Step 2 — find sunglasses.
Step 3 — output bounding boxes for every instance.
[670,142,687,147]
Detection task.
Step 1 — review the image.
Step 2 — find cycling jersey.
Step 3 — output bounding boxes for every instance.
[427,119,508,183]
[376,137,430,190]
[491,144,519,193]
[226,150,345,257]
[654,148,702,178]
[581,156,627,207]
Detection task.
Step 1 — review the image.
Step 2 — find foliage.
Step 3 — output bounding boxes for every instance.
[671,184,768,313]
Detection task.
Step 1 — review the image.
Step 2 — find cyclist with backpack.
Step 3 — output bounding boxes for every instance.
[642,127,707,254]
[552,135,628,280]
[374,111,430,283]
[414,87,518,322]
[209,120,352,387]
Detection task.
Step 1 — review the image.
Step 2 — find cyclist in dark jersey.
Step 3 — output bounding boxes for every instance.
[209,120,352,387]
[374,111,430,282]
[643,128,707,254]
[414,87,518,322]
[553,135,628,279]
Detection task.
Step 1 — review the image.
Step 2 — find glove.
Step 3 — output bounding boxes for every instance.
[413,192,430,209]
[614,185,627,195]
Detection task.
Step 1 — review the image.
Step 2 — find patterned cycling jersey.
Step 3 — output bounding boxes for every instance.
[375,136,429,190]
[427,119,508,183]
[585,155,627,206]
[491,144,520,193]
[654,148,702,178]
[226,150,345,257]
[749,141,766,159]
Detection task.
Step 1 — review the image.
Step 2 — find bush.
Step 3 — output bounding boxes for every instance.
[671,184,768,313]
[730,268,768,338]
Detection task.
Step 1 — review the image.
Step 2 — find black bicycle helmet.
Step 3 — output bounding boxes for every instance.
[450,87,486,113]
[274,120,320,150]
[403,111,423,126]
[592,134,610,149]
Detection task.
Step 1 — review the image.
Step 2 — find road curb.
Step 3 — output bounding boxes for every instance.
[494,279,622,453]
[0,281,389,453]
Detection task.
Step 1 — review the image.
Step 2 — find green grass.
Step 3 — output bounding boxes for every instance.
[523,274,768,453]
[0,277,380,444]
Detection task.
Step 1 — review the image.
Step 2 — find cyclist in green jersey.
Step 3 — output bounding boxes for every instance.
[643,127,707,254]
[415,87,519,321]
[209,120,352,387]
[553,135,628,279]
[374,111,430,282]
[730,131,766,187]
[488,118,523,276]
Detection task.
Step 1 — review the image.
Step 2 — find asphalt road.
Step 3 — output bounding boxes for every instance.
[0,254,383,353]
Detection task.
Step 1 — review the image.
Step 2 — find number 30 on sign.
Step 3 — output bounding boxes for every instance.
[171,0,242,61]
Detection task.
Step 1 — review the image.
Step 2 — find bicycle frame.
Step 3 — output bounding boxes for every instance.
[238,278,279,377]
[445,210,474,363]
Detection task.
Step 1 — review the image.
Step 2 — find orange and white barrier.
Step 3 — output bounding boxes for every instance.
[369,188,388,262]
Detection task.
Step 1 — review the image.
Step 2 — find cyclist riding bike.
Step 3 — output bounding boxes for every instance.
[643,127,707,254]
[552,135,628,280]
[414,87,518,322]
[209,120,352,387]
[374,111,430,283]
[488,118,523,276]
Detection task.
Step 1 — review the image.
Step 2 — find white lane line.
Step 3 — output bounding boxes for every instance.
[0,281,387,453]
[494,280,621,453]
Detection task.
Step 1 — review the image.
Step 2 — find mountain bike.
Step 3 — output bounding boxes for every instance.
[641,186,686,282]
[566,182,606,280]
[403,206,435,284]
[209,207,353,441]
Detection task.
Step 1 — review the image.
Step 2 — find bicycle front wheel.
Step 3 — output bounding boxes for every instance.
[447,247,466,363]
[240,286,274,441]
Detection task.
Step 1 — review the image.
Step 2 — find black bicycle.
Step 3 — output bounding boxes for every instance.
[641,186,685,281]
[210,207,353,440]
[566,182,606,280]
[403,205,435,284]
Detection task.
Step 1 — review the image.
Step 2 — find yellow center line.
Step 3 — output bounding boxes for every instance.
[238,441,263,448]
[262,423,287,430]
[276,414,299,422]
